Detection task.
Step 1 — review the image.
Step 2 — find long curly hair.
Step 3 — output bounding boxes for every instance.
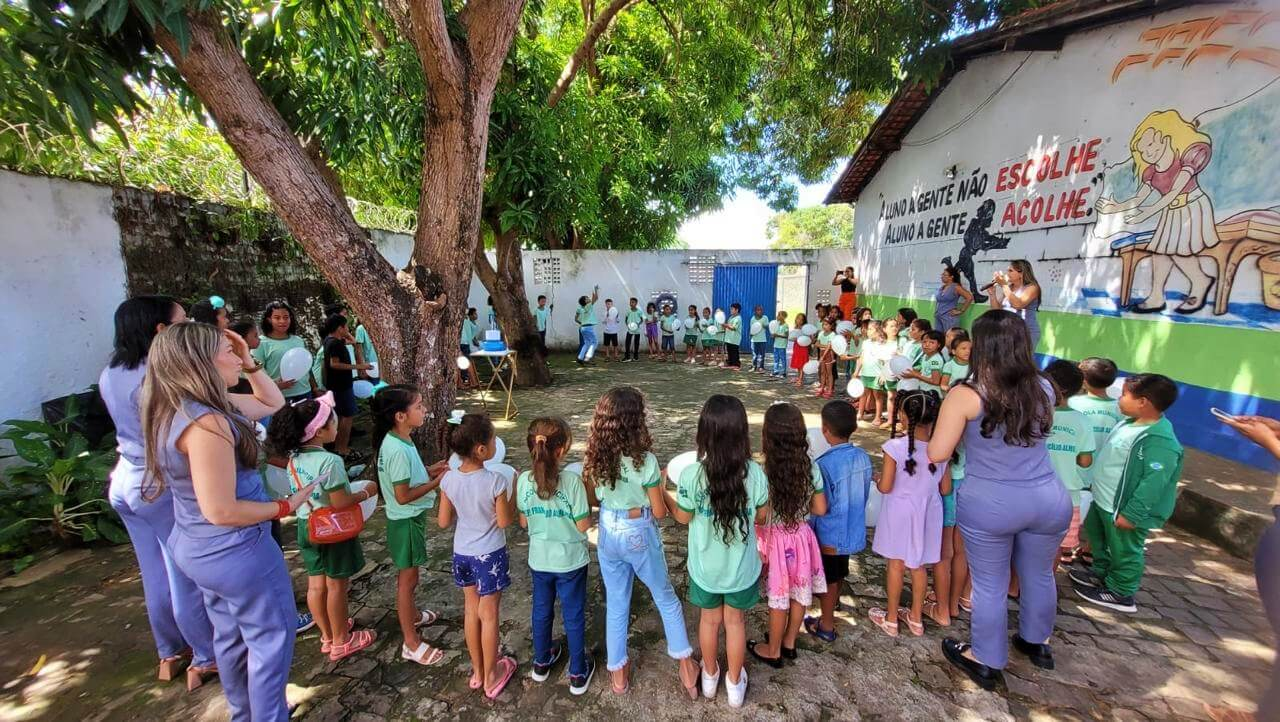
[960,310,1053,446]
[696,394,752,545]
[583,386,652,490]
[762,403,811,530]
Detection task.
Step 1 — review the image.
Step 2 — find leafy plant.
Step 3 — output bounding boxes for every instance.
[0,394,124,568]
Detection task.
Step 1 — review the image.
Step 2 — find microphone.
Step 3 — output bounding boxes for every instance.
[979,281,997,292]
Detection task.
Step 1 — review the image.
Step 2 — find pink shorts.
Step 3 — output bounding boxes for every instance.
[1061,506,1083,549]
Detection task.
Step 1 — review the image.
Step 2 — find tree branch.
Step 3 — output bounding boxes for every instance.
[406,0,464,103]
[460,0,528,86]
[546,0,638,108]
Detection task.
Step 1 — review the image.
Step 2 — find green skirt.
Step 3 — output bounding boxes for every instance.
[296,522,365,579]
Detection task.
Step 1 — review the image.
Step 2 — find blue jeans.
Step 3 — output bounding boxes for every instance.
[598,507,693,671]
[578,326,597,361]
[532,566,588,677]
[772,347,787,376]
[751,341,767,370]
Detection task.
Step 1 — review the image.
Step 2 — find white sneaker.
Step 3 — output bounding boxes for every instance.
[700,662,720,699]
[726,667,748,708]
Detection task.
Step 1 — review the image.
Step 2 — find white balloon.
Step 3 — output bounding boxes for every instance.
[279,347,312,381]
[486,462,516,486]
[768,320,779,334]
[714,310,726,325]
[563,461,584,476]
[607,307,619,319]
[897,377,921,391]
[750,322,763,336]
[806,427,830,459]
[1106,377,1125,400]
[801,324,818,336]
[352,380,375,399]
[367,361,380,378]
[456,356,472,370]
[797,335,812,347]
[788,329,800,340]
[671,318,683,331]
[1079,489,1094,522]
[666,451,698,485]
[628,321,640,333]
[352,480,378,521]
[888,355,913,377]
[847,378,866,397]
[865,487,883,527]
[707,325,719,335]
[831,335,849,356]
[836,320,855,334]
[803,360,819,375]
[448,437,505,470]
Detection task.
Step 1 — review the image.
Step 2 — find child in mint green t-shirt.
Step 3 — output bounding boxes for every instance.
[904,331,947,393]
[771,310,790,378]
[723,303,744,369]
[372,386,448,664]
[1044,362,1097,562]
[516,418,594,691]
[268,394,377,661]
[662,395,768,705]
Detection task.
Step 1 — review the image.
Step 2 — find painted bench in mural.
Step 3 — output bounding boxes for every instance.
[1112,209,1280,315]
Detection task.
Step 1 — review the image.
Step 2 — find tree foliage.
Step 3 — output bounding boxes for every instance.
[766,203,854,249]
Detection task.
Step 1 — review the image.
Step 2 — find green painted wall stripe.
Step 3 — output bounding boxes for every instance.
[854,293,1279,401]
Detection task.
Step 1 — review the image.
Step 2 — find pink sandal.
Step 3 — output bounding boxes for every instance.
[869,607,899,637]
[897,607,925,636]
[329,629,376,661]
[320,618,355,654]
[484,655,518,700]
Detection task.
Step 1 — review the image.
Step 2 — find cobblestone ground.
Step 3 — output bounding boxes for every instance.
[0,353,1271,721]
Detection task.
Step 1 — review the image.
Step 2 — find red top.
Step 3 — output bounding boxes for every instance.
[1142,142,1210,196]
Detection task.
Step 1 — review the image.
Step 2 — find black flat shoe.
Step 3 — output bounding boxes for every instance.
[1128,301,1167,314]
[781,646,797,661]
[748,640,784,669]
[942,638,1002,691]
[1011,634,1054,670]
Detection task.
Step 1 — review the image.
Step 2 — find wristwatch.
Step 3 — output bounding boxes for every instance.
[242,361,264,373]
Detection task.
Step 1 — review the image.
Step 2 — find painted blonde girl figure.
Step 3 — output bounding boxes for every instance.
[1096,110,1219,315]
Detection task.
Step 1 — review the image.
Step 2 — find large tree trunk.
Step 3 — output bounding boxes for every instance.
[474,216,553,386]
[154,12,449,451]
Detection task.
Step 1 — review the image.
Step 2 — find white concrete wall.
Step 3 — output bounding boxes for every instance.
[0,170,128,423]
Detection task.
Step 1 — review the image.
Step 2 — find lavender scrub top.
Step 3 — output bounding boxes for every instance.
[961,378,1057,485]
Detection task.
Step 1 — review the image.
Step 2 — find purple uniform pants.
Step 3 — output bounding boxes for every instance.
[957,475,1070,669]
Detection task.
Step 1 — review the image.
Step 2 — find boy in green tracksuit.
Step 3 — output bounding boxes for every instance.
[1070,373,1183,613]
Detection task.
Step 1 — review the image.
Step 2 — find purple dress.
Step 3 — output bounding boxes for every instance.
[871,435,945,569]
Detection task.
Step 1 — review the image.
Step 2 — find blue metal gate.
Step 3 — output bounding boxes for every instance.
[712,264,778,351]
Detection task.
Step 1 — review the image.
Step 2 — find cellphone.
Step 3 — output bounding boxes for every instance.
[1210,407,1238,422]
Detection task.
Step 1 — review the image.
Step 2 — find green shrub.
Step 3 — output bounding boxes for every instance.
[1,395,124,573]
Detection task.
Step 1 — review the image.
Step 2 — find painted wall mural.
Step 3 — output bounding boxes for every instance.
[857,3,1280,332]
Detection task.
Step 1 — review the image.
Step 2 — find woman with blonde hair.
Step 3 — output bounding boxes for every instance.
[142,322,315,721]
[1096,109,1219,315]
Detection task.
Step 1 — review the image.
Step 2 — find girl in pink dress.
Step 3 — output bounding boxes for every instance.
[750,402,828,666]
[870,390,950,637]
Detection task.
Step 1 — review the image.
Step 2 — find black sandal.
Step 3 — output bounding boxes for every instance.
[781,646,797,661]
[748,640,784,669]
[942,638,1002,691]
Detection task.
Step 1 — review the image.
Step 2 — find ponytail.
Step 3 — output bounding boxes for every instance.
[526,417,572,500]
[371,385,419,452]
[265,400,320,457]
